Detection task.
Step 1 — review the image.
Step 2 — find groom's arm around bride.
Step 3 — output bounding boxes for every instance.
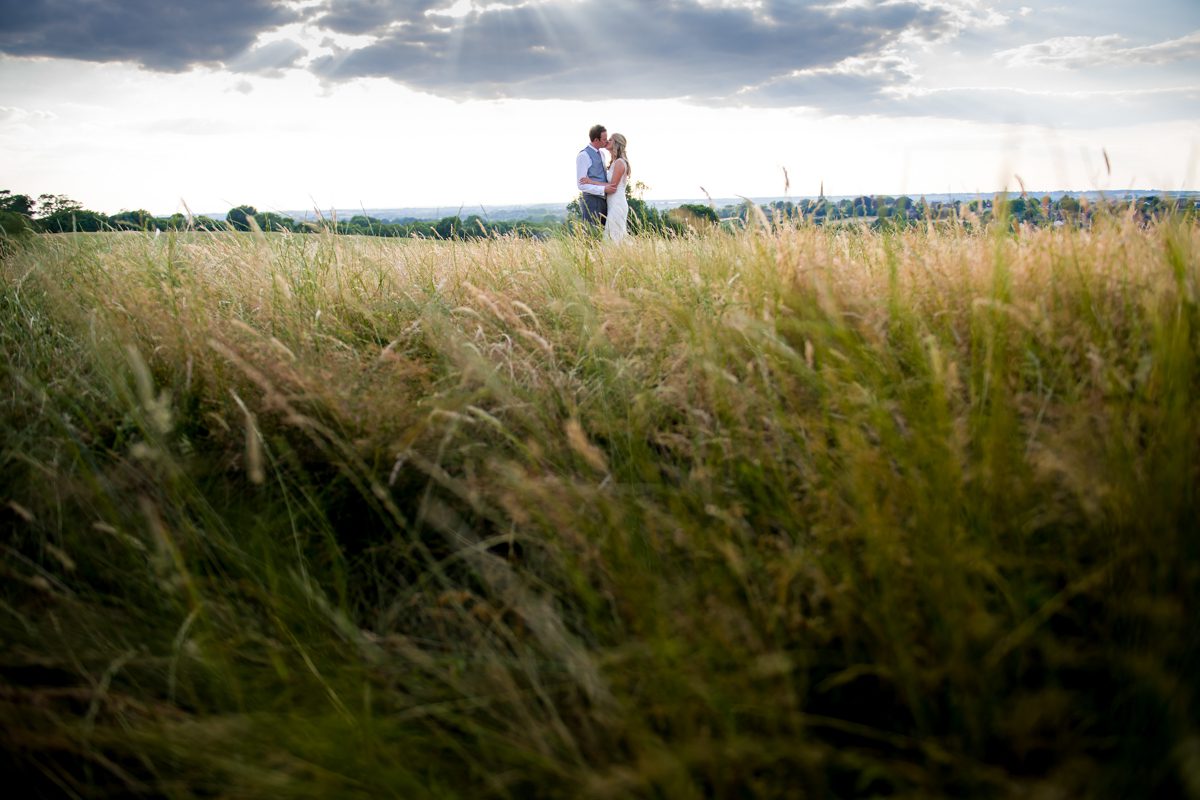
[576,124,609,229]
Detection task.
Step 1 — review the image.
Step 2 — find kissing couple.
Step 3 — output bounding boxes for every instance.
[575,124,630,243]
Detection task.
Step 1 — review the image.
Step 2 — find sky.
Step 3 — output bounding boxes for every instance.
[1,0,1198,216]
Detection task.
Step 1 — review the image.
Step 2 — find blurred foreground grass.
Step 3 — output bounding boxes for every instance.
[1,219,1197,798]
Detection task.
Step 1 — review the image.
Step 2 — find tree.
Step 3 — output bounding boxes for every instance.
[39,208,107,232]
[257,211,296,232]
[193,215,224,231]
[770,200,797,220]
[348,215,383,233]
[565,197,581,223]
[226,205,258,231]
[0,210,34,249]
[1023,198,1043,223]
[666,202,719,233]
[677,203,718,224]
[0,190,35,217]
[110,209,155,230]
[1059,195,1081,224]
[0,191,36,248]
[461,214,487,238]
[407,220,436,238]
[434,216,461,239]
[629,200,676,236]
[36,194,82,218]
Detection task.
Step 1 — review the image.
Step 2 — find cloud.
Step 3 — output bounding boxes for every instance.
[138,118,242,136]
[997,30,1200,69]
[0,105,56,123]
[730,52,917,110]
[885,84,1200,127]
[0,0,298,71]
[229,39,309,76]
[314,0,447,36]
[305,0,996,104]
[2,0,1185,128]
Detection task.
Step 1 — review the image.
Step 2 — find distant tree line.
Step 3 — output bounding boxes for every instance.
[2,184,694,240]
[0,192,564,240]
[713,193,1198,231]
[4,189,1194,245]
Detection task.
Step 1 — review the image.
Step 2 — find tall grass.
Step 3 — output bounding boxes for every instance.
[1,217,1197,798]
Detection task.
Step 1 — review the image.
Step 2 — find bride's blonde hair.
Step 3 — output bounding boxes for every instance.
[610,133,630,176]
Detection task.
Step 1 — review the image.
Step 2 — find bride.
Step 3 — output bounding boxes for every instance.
[579,133,630,243]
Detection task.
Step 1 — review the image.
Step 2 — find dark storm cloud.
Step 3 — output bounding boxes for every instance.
[0,0,298,71]
[314,0,446,36]
[23,0,1161,124]
[306,0,969,104]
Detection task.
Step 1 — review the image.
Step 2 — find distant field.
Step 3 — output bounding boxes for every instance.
[2,220,1197,798]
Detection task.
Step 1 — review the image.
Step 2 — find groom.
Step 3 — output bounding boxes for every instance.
[576,124,609,229]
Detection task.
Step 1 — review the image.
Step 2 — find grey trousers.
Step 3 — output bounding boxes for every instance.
[581,193,607,228]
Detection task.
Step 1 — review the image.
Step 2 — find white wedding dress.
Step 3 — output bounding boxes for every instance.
[604,158,629,243]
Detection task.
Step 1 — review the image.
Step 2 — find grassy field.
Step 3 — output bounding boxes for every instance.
[1,217,1197,798]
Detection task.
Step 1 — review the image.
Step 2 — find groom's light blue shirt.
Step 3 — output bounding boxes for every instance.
[576,145,607,197]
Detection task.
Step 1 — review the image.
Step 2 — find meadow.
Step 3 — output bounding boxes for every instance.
[1,215,1197,798]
